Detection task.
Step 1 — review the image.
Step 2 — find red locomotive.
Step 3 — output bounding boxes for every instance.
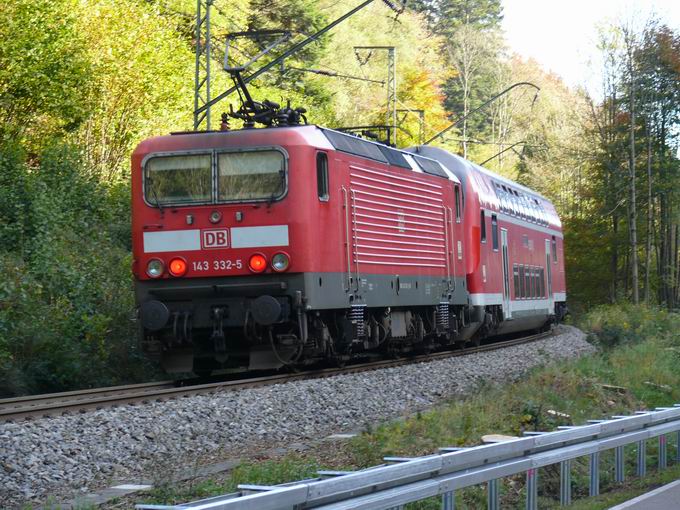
[132,124,566,374]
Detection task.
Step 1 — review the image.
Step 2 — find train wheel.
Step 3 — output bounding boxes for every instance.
[333,354,349,368]
[193,356,215,378]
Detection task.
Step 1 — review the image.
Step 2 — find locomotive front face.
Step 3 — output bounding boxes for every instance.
[137,146,291,281]
[132,131,321,373]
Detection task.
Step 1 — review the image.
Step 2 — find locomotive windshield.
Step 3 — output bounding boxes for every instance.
[217,150,285,201]
[144,149,286,207]
[145,154,212,205]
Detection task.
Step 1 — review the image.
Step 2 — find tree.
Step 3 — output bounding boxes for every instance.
[437,0,503,34]
[0,0,91,147]
[635,24,680,307]
[622,23,640,304]
[572,20,680,307]
[417,0,504,156]
[445,25,499,157]
[73,0,194,180]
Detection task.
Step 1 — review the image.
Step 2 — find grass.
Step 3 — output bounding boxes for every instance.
[144,456,323,505]
[564,462,680,509]
[134,305,680,509]
[28,498,98,510]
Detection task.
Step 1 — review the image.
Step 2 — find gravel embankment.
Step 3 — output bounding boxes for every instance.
[0,325,594,508]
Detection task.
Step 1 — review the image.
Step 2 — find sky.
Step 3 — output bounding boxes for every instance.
[502,0,680,93]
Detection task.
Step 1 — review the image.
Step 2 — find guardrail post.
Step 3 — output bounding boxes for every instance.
[659,435,667,469]
[487,479,499,510]
[559,459,571,506]
[588,452,600,496]
[442,491,455,510]
[637,440,647,477]
[526,468,538,510]
[615,446,625,483]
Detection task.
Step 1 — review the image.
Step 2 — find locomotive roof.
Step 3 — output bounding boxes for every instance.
[319,127,461,184]
[144,125,461,185]
[406,145,549,203]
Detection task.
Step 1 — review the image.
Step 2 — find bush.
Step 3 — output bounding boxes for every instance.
[581,304,680,348]
[0,141,154,396]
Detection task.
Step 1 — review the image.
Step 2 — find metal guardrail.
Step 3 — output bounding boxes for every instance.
[137,404,680,510]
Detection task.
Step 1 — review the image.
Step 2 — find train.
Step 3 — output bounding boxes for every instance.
[131,124,567,375]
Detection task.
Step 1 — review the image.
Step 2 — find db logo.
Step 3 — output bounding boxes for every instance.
[202,229,229,249]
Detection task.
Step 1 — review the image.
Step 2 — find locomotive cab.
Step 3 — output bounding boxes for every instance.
[132,126,335,373]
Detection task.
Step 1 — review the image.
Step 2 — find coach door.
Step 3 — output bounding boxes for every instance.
[545,239,554,313]
[501,229,511,319]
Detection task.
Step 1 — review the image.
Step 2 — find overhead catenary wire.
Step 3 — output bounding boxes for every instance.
[479,141,530,166]
[284,65,385,85]
[195,0,405,120]
[423,82,541,146]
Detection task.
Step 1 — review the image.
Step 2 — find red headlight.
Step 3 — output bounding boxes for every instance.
[248,254,267,273]
[168,257,187,277]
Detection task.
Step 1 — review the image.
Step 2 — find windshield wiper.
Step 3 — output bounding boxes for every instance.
[266,171,285,208]
[148,178,165,216]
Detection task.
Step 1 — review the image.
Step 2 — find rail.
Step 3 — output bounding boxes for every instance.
[136,404,680,510]
[0,332,550,422]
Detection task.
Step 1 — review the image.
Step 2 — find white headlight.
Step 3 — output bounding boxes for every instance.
[146,259,164,278]
[271,253,290,272]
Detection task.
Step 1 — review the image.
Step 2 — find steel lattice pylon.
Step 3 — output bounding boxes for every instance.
[387,47,396,145]
[193,1,404,132]
[194,0,213,131]
[355,46,396,146]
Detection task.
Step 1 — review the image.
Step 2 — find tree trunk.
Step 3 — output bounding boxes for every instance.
[611,212,618,302]
[644,127,652,303]
[628,50,639,304]
[672,224,676,307]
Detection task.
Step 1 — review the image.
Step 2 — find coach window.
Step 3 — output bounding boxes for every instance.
[534,269,539,298]
[513,264,520,298]
[501,188,509,214]
[527,266,532,298]
[454,186,461,222]
[519,265,525,298]
[535,268,540,298]
[480,210,487,243]
[540,268,546,297]
[519,196,528,220]
[316,152,329,201]
[552,235,558,263]
[491,214,498,251]
[525,266,532,299]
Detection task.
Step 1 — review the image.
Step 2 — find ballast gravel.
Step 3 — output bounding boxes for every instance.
[0,325,594,508]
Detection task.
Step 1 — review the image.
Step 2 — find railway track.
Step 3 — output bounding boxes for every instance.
[0,330,552,422]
